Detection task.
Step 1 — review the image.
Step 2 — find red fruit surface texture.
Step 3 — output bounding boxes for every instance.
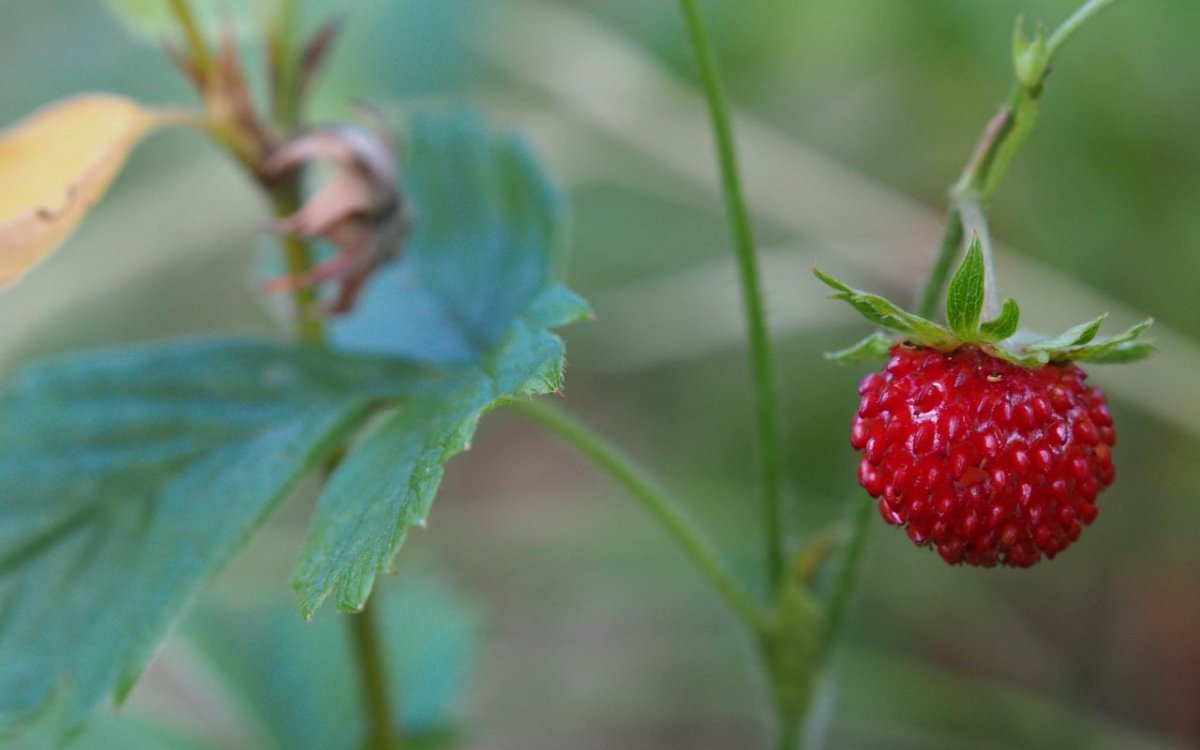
[852,344,1115,567]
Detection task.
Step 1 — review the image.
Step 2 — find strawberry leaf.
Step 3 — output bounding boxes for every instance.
[945,235,986,341]
[979,298,1020,342]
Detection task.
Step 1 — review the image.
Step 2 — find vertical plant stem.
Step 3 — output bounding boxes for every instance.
[818,497,873,659]
[351,598,402,750]
[167,0,213,79]
[776,714,802,750]
[270,188,327,345]
[513,400,767,632]
[677,0,786,590]
[914,208,963,319]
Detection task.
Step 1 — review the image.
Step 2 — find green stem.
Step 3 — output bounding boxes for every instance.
[350,598,401,750]
[513,400,767,633]
[1047,0,1122,56]
[677,0,786,591]
[918,0,1124,317]
[270,188,327,345]
[268,0,303,131]
[166,0,214,80]
[776,714,802,750]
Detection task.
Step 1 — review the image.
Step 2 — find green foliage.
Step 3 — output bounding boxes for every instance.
[816,241,1152,367]
[0,110,588,736]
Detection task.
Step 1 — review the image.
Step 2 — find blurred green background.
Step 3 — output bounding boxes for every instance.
[1,1,1197,748]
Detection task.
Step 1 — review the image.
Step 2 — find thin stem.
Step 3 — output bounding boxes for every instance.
[776,714,802,750]
[918,0,1123,317]
[1047,0,1122,57]
[914,208,963,319]
[167,0,214,80]
[677,0,786,590]
[350,598,401,750]
[270,188,327,345]
[268,0,303,131]
[513,400,767,632]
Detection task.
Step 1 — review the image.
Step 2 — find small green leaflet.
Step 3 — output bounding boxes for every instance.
[945,235,986,341]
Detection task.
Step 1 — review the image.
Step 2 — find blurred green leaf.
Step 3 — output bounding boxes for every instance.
[0,339,447,737]
[297,111,590,617]
[332,111,588,363]
[189,579,478,750]
[946,236,985,341]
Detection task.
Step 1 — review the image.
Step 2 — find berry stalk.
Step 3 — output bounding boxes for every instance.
[915,0,1130,319]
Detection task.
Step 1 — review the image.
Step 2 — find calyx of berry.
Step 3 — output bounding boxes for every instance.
[814,235,1154,367]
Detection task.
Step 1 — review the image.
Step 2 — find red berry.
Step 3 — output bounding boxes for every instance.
[852,344,1115,567]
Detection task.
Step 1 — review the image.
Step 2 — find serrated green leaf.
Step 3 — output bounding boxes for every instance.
[813,268,955,347]
[1028,314,1108,351]
[299,111,589,617]
[825,331,894,363]
[333,111,577,363]
[0,109,589,737]
[946,235,986,340]
[189,579,477,750]
[0,340,444,737]
[979,298,1020,341]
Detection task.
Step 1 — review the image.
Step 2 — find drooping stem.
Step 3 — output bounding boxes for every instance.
[513,400,767,633]
[677,0,786,591]
[1047,0,1122,56]
[916,0,1127,314]
[350,598,402,750]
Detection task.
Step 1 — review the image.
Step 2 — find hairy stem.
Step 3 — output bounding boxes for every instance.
[676,0,786,592]
[514,400,766,632]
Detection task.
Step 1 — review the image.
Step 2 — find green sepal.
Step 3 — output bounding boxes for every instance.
[979,298,1020,342]
[1027,314,1107,351]
[824,332,894,363]
[1012,15,1051,90]
[1045,318,1154,363]
[812,268,955,348]
[945,235,986,341]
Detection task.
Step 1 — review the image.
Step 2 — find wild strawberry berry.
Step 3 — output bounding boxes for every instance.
[852,344,1115,567]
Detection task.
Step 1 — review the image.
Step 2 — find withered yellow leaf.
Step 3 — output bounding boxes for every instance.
[0,94,175,288]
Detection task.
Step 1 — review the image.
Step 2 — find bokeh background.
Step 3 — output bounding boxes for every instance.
[1,1,1197,748]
